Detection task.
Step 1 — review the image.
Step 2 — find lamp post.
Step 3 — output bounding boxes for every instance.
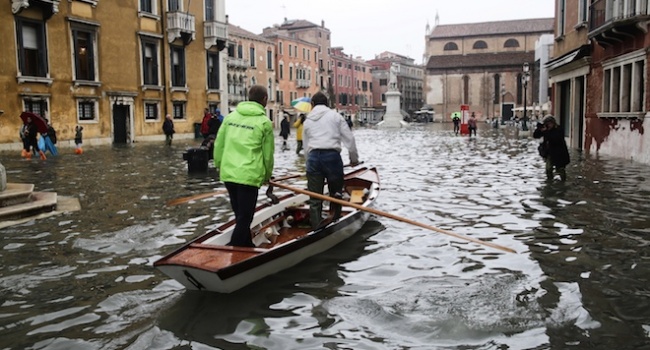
[522,62,530,131]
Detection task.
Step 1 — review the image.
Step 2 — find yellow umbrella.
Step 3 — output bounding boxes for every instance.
[291,97,312,113]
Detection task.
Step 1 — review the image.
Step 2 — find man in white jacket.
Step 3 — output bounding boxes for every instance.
[303,92,360,229]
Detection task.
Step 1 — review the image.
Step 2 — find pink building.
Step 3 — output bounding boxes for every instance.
[330,47,373,115]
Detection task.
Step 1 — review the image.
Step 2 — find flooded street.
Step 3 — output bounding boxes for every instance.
[1,123,650,350]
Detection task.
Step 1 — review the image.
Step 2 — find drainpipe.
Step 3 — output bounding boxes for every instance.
[160,0,169,118]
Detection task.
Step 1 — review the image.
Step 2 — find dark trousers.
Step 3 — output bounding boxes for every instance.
[306,149,344,229]
[225,182,259,247]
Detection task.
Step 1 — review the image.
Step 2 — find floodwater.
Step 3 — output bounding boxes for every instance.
[1,123,649,350]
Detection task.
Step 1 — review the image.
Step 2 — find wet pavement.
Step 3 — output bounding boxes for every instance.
[1,123,650,349]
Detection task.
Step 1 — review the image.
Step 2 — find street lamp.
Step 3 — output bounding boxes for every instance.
[522,62,530,131]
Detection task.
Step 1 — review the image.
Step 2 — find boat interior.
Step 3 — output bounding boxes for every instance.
[154,167,378,273]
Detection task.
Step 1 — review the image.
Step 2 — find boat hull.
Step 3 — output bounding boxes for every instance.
[156,210,370,293]
[154,167,380,293]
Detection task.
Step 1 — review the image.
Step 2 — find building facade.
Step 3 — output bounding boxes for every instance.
[425,18,553,122]
[547,0,650,164]
[273,19,333,96]
[226,23,278,123]
[330,47,373,115]
[368,51,424,117]
[1,0,228,148]
[261,25,320,119]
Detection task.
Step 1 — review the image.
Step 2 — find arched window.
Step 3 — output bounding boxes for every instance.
[504,39,520,48]
[443,42,458,51]
[473,40,488,49]
[266,47,273,70]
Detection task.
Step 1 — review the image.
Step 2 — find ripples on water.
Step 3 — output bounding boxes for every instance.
[1,124,650,349]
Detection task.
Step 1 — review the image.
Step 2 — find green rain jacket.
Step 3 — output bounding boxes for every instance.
[213,101,275,188]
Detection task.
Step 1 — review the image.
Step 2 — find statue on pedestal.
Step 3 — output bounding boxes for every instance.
[389,63,398,91]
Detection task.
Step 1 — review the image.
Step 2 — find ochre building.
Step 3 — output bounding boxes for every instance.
[0,0,228,149]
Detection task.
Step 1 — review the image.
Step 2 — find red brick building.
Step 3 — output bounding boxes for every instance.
[548,0,650,163]
[330,47,373,115]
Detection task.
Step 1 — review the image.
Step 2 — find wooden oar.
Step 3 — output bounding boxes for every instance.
[166,173,303,207]
[166,189,229,206]
[268,181,517,254]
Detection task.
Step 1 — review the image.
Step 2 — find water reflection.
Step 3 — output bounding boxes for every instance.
[1,124,649,349]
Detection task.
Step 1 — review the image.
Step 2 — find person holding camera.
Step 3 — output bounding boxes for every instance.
[533,115,570,182]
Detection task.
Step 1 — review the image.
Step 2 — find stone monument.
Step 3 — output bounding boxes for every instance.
[378,62,406,128]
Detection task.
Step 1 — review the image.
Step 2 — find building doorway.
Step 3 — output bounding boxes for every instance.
[559,80,571,138]
[501,103,514,123]
[112,104,130,144]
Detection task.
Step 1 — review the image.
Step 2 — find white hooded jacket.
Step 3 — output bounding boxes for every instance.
[303,105,359,164]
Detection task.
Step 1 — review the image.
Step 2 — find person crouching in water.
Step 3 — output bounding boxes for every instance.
[74,125,84,154]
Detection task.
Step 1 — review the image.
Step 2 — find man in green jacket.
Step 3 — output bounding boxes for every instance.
[213,85,275,247]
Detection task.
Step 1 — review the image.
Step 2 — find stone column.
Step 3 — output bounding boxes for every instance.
[0,162,6,192]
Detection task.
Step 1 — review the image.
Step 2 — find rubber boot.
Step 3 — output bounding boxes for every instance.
[558,167,567,182]
[21,149,28,157]
[331,193,343,221]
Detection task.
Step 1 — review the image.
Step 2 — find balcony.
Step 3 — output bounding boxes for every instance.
[204,20,228,50]
[589,0,650,45]
[228,57,248,70]
[167,11,195,45]
[12,0,60,19]
[229,93,246,104]
[297,79,311,88]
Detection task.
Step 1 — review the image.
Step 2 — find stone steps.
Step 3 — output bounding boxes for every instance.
[0,183,58,222]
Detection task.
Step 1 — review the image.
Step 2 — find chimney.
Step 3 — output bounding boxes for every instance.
[225,14,229,24]
[321,20,325,28]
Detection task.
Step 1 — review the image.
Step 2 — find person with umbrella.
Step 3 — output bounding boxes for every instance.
[21,115,46,160]
[290,97,312,154]
[293,113,305,155]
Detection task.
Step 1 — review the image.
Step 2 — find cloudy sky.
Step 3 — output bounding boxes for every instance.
[225,0,556,63]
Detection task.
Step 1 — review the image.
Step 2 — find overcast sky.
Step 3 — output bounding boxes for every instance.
[225,0,555,63]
